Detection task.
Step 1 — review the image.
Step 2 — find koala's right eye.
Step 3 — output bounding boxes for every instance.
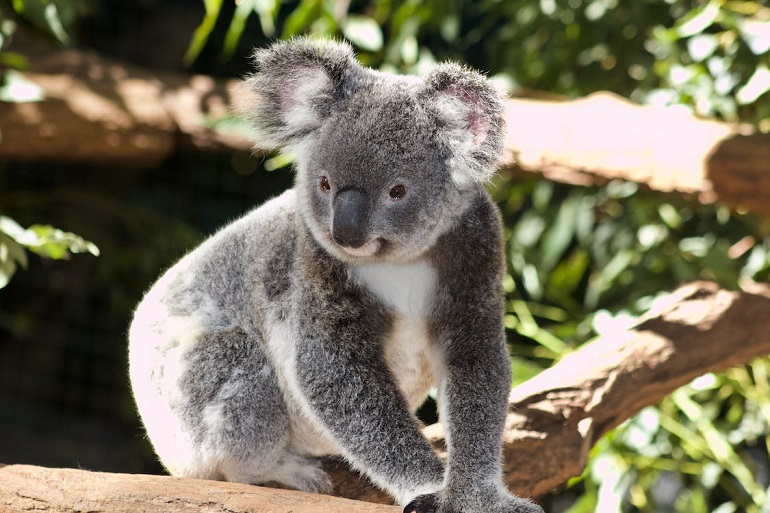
[320,176,331,192]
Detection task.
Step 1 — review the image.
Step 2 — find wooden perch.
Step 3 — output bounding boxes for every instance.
[3,281,770,512]
[1,31,253,166]
[503,95,770,215]
[4,33,770,214]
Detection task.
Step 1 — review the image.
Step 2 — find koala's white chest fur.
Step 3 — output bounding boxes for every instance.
[352,260,438,411]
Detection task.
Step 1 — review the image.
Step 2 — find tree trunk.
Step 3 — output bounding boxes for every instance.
[3,281,770,512]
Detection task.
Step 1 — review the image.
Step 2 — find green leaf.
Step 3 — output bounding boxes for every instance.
[28,225,100,258]
[540,193,580,273]
[0,217,99,265]
[548,248,590,296]
[343,15,383,52]
[736,66,770,105]
[741,20,770,55]
[0,234,28,270]
[672,389,767,504]
[677,1,721,38]
[0,69,44,103]
[255,0,279,37]
[282,0,321,38]
[264,151,295,172]
[510,299,568,355]
[510,357,544,387]
[0,215,33,244]
[0,255,16,289]
[0,228,27,289]
[183,0,224,66]
[43,3,71,45]
[0,50,28,70]
[222,0,257,61]
[687,33,719,62]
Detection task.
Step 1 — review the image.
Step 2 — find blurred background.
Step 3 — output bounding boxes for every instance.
[1,1,770,511]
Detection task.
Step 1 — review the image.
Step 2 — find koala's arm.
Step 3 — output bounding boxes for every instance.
[292,243,445,504]
[416,194,540,512]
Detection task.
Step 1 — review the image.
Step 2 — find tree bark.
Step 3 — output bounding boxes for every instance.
[503,94,770,215]
[3,281,770,512]
[4,34,770,215]
[0,464,399,513]
[2,30,253,167]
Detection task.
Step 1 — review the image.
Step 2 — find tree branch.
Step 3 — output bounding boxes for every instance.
[3,281,770,511]
[503,94,769,215]
[4,33,770,215]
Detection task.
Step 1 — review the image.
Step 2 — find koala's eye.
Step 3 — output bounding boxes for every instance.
[320,176,331,192]
[389,184,407,200]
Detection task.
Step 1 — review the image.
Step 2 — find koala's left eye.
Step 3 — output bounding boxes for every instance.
[389,184,407,200]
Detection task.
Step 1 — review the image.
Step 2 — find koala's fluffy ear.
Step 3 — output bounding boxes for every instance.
[420,63,505,188]
[242,38,358,150]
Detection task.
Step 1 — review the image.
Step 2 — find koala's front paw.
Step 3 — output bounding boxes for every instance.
[493,494,544,513]
[403,492,440,513]
[403,489,544,513]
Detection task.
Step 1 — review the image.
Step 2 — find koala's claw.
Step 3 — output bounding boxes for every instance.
[403,493,440,513]
[403,491,544,513]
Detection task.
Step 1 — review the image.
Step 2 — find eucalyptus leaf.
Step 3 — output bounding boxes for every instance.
[741,20,770,55]
[342,15,383,52]
[677,1,720,38]
[736,66,770,105]
[182,0,224,65]
[0,69,44,103]
[0,257,16,289]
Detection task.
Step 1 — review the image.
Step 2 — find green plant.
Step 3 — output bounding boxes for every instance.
[5,0,80,44]
[185,0,769,130]
[0,9,43,103]
[569,360,770,513]
[493,177,770,511]
[0,215,99,289]
[1,1,99,290]
[645,1,770,130]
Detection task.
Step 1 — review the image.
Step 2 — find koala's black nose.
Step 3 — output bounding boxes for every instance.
[332,188,369,249]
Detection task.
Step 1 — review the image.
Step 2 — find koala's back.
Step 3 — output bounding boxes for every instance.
[128,189,317,481]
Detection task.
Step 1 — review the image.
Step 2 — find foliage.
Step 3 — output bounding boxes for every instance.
[1,1,95,289]
[493,177,770,512]
[0,9,42,103]
[571,363,770,513]
[5,0,80,44]
[645,1,770,129]
[0,215,99,289]
[184,0,769,130]
[497,177,770,362]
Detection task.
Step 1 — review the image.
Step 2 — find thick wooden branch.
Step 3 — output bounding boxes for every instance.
[503,95,769,214]
[3,281,770,511]
[4,34,770,215]
[0,464,399,513]
[2,31,253,166]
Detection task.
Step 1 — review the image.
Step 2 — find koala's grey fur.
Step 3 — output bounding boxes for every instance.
[129,38,543,513]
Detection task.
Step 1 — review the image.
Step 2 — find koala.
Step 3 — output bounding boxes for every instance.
[129,37,543,513]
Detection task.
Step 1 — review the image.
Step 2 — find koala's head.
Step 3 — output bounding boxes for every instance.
[243,38,504,263]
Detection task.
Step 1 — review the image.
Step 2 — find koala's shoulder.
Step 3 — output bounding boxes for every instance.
[180,189,299,278]
[429,190,504,273]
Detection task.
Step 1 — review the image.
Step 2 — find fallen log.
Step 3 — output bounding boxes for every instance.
[3,281,770,511]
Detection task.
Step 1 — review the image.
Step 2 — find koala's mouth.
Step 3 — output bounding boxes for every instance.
[336,237,385,258]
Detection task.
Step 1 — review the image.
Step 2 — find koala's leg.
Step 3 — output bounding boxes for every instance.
[402,206,544,513]
[292,332,445,504]
[165,327,331,492]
